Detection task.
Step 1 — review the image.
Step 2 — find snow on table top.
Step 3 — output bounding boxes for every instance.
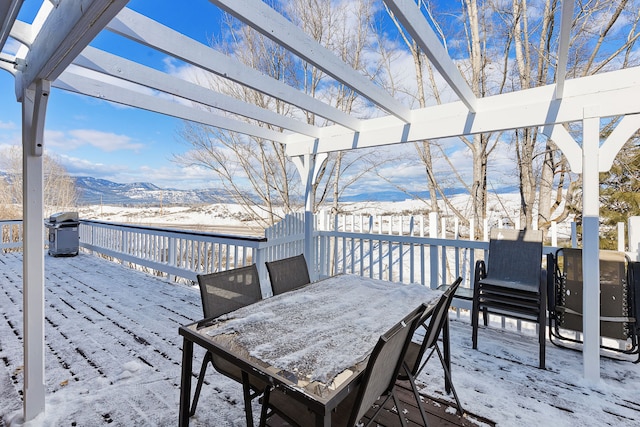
[207,274,442,388]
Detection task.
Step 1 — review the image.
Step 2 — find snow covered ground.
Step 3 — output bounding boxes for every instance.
[74,193,576,243]
[1,251,639,426]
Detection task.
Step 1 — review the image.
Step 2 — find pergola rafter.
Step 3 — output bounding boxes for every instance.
[554,0,575,99]
[55,69,291,143]
[72,46,320,137]
[0,0,23,50]
[15,0,129,99]
[384,0,477,112]
[107,7,362,132]
[211,0,414,123]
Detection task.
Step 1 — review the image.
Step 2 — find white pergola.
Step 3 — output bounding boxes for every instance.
[2,0,639,421]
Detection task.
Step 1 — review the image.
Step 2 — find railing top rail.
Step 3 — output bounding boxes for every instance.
[80,219,267,243]
[317,228,560,254]
[317,229,487,248]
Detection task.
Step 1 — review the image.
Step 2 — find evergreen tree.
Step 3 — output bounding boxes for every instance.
[599,139,640,249]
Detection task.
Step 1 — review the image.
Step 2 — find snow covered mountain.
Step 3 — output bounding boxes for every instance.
[74,177,227,205]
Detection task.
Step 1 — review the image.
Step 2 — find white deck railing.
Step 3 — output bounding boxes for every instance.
[79,219,268,283]
[5,212,634,351]
[315,216,559,312]
[0,214,575,294]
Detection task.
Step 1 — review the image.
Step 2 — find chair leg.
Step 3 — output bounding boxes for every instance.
[540,276,547,370]
[402,364,430,427]
[364,393,397,427]
[539,313,546,370]
[472,289,479,350]
[391,390,408,427]
[189,351,212,416]
[435,346,464,416]
[241,371,255,427]
[258,385,272,427]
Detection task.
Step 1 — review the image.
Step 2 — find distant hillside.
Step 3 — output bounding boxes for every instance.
[74,176,510,206]
[1,170,447,205]
[74,177,227,205]
[74,176,426,206]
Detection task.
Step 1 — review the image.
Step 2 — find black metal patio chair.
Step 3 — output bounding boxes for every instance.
[472,228,547,369]
[266,253,311,296]
[399,277,464,426]
[191,264,267,423]
[257,303,428,427]
[549,247,640,362]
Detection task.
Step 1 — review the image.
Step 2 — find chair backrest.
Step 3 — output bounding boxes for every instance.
[347,303,427,427]
[559,247,628,290]
[196,264,262,319]
[265,254,311,296]
[557,247,630,339]
[406,277,462,376]
[486,228,543,288]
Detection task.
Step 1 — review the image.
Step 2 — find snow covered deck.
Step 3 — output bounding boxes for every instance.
[1,252,639,426]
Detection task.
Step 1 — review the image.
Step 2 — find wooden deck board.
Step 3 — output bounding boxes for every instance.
[0,251,497,426]
[3,251,638,426]
[265,381,494,427]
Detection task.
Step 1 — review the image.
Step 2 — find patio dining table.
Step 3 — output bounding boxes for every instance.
[178,274,445,427]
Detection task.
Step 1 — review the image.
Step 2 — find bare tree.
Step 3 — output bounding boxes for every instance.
[507,0,640,231]
[0,146,78,219]
[175,0,399,224]
[395,0,640,235]
[384,0,497,235]
[175,0,640,233]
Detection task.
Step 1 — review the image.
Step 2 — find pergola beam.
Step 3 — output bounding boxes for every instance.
[210,0,413,123]
[108,8,361,132]
[15,0,128,99]
[384,0,477,112]
[286,66,640,156]
[74,46,319,138]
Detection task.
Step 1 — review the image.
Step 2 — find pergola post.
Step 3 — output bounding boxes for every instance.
[21,79,50,420]
[582,108,601,381]
[303,153,316,281]
[293,152,327,281]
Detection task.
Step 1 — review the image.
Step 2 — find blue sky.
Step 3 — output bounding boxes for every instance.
[0,0,519,195]
[0,0,228,190]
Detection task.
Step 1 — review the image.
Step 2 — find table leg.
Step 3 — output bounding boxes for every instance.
[315,411,331,427]
[241,371,254,427]
[179,337,194,427]
[443,316,452,394]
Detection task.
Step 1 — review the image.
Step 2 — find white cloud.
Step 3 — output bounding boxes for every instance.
[45,129,144,152]
[0,120,16,130]
[55,153,129,177]
[54,154,214,190]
